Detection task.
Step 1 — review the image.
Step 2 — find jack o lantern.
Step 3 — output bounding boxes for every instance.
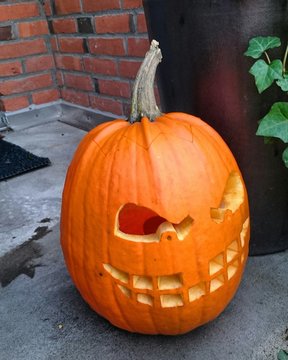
[61,40,250,335]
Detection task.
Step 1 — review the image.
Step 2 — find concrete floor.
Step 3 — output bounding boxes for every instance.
[0,109,287,359]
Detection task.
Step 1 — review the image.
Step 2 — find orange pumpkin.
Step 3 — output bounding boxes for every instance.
[61,40,250,335]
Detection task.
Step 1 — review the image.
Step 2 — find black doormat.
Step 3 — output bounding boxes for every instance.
[0,140,51,181]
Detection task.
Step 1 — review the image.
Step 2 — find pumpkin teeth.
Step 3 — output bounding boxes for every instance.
[158,274,182,290]
[133,275,153,290]
[188,282,206,302]
[160,294,184,308]
[210,275,225,292]
[240,218,250,247]
[103,219,250,309]
[103,264,129,283]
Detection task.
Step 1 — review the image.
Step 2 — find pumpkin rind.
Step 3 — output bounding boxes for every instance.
[61,112,250,335]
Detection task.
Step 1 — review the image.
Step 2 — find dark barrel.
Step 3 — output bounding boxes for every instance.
[143,0,288,255]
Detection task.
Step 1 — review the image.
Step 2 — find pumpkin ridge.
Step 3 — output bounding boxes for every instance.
[121,118,164,150]
[92,120,129,153]
[163,112,207,128]
[122,131,164,151]
[80,145,99,307]
[155,115,194,143]
[190,125,235,193]
[102,127,137,332]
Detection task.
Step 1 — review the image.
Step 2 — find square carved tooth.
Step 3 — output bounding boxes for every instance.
[137,294,153,306]
[103,264,129,283]
[188,282,206,302]
[133,275,153,290]
[226,240,239,262]
[227,261,238,280]
[240,218,249,247]
[160,294,184,308]
[209,253,224,276]
[210,274,225,293]
[158,274,182,290]
[117,285,131,298]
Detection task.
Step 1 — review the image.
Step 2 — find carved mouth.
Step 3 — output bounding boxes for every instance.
[104,217,249,308]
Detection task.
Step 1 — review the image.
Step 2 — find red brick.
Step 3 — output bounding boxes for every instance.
[95,14,131,34]
[127,37,149,57]
[55,55,82,71]
[0,3,39,22]
[43,0,52,16]
[54,0,81,15]
[90,94,123,115]
[137,13,147,33]
[25,55,55,73]
[83,0,120,12]
[0,39,47,60]
[0,74,53,95]
[64,73,94,91]
[52,19,77,34]
[62,88,90,107]
[32,88,60,104]
[2,95,30,111]
[118,59,141,78]
[99,79,130,98]
[0,61,22,77]
[84,57,117,76]
[89,38,125,56]
[122,0,142,9]
[58,37,85,53]
[18,20,49,38]
[50,37,58,51]
[56,71,64,86]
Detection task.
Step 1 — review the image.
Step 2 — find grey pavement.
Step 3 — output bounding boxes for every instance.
[0,109,287,360]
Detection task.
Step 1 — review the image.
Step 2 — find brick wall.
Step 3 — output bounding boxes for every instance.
[0,0,151,116]
[46,0,149,116]
[0,1,59,111]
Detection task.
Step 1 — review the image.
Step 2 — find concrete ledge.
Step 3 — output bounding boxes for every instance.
[6,100,116,132]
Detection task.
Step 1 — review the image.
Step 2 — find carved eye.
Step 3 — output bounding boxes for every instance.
[115,203,193,243]
[118,203,166,235]
[210,172,245,223]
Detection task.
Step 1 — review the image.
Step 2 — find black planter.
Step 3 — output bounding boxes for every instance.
[143,0,288,255]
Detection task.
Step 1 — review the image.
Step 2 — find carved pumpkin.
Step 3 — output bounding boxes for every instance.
[61,41,250,335]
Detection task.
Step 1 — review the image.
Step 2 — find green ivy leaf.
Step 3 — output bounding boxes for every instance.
[256,102,288,142]
[277,78,288,91]
[249,59,283,93]
[277,349,288,360]
[283,148,288,168]
[244,36,281,59]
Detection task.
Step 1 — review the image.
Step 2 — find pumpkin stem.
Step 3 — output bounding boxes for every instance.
[129,40,162,123]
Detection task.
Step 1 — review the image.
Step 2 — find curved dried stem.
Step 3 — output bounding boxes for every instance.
[129,40,162,123]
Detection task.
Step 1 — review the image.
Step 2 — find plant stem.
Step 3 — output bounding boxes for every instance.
[264,51,271,64]
[282,42,288,76]
[129,40,162,123]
